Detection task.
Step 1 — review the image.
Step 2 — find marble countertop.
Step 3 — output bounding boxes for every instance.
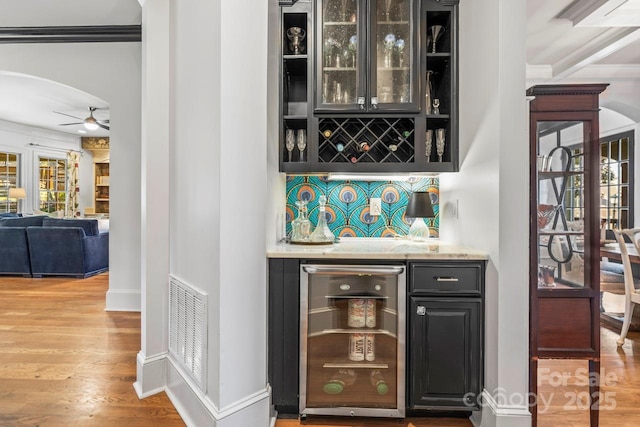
[267,237,489,260]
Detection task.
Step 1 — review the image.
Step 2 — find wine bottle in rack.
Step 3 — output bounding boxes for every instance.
[358,141,370,152]
[335,140,345,152]
[322,129,333,138]
[344,145,359,163]
[323,368,357,395]
[370,369,388,395]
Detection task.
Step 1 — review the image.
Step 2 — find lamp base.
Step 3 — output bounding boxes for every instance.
[408,218,430,241]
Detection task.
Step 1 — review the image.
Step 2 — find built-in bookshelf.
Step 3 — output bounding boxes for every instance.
[94,162,110,215]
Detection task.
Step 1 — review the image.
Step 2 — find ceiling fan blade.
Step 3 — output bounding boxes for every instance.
[59,122,83,126]
[53,111,83,121]
[97,122,110,131]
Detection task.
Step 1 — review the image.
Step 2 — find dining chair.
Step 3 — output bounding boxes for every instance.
[612,228,640,345]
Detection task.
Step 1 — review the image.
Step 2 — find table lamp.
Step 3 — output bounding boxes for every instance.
[8,187,26,213]
[405,191,435,241]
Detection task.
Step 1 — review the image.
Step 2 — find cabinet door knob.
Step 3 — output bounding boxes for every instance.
[416,306,426,316]
[357,97,366,110]
[371,97,379,109]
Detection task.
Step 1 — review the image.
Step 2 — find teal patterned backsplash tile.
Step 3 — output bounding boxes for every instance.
[286,175,439,238]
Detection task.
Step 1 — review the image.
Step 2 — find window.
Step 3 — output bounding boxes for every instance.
[0,152,19,213]
[38,156,67,213]
[600,131,634,230]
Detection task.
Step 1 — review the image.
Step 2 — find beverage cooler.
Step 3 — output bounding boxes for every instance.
[300,264,406,418]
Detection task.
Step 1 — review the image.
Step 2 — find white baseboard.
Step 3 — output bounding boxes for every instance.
[133,351,168,398]
[105,288,141,311]
[165,357,271,427]
[478,389,532,427]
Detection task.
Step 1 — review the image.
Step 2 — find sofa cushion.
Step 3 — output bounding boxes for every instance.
[42,218,100,236]
[0,215,46,227]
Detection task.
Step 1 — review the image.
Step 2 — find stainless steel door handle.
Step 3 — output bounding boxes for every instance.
[302,265,404,275]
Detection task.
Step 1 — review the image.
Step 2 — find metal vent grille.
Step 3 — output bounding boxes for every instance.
[169,276,207,391]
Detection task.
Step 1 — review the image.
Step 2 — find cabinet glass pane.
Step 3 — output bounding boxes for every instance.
[536,121,589,289]
[321,0,359,105]
[375,0,411,104]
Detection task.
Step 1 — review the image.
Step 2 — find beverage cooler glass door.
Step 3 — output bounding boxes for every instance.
[300,264,406,418]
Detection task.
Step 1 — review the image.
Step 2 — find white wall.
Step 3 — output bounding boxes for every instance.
[140,0,271,425]
[0,42,142,311]
[439,0,530,425]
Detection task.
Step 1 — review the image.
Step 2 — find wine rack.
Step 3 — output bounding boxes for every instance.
[318,117,414,164]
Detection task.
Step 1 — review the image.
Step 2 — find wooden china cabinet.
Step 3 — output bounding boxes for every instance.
[528,84,608,426]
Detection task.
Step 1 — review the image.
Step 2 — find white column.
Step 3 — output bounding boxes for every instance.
[134,0,172,398]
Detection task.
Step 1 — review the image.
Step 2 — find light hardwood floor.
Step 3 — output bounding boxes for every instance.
[0,273,185,426]
[1,276,638,427]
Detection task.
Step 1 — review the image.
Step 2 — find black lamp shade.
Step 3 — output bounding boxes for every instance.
[405,192,435,218]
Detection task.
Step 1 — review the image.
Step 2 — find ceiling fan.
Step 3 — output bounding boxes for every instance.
[54,106,110,131]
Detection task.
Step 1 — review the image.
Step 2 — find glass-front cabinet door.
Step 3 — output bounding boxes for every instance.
[315,0,418,113]
[369,0,417,112]
[535,120,591,289]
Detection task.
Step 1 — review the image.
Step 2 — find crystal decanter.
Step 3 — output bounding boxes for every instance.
[310,195,335,243]
[291,200,311,242]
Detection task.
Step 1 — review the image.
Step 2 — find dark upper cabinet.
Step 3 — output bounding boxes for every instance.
[315,0,420,113]
[279,0,459,173]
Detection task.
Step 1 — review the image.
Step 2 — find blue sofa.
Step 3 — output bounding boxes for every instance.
[26,218,109,278]
[0,215,47,277]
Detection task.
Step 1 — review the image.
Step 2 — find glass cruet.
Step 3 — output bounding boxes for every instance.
[291,200,311,242]
[310,195,335,243]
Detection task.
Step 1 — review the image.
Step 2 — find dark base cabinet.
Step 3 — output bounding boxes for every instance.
[268,258,485,416]
[408,298,481,410]
[407,261,484,411]
[268,258,300,414]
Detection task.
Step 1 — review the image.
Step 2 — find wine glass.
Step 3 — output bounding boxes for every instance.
[425,130,433,162]
[285,129,295,162]
[297,129,307,162]
[430,25,444,53]
[436,128,446,162]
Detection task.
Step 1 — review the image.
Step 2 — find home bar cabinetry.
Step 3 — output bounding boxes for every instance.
[279,0,458,173]
[267,241,487,419]
[528,84,608,427]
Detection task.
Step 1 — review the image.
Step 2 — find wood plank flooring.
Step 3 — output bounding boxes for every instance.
[2,276,639,427]
[0,274,185,426]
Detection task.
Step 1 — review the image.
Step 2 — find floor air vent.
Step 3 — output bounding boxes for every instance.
[169,276,207,391]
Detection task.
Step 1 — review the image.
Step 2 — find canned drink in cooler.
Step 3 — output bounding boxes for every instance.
[348,298,366,328]
[365,333,375,361]
[365,299,376,328]
[349,333,365,361]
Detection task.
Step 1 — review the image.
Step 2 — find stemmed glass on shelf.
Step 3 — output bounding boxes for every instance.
[297,129,307,162]
[285,129,295,162]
